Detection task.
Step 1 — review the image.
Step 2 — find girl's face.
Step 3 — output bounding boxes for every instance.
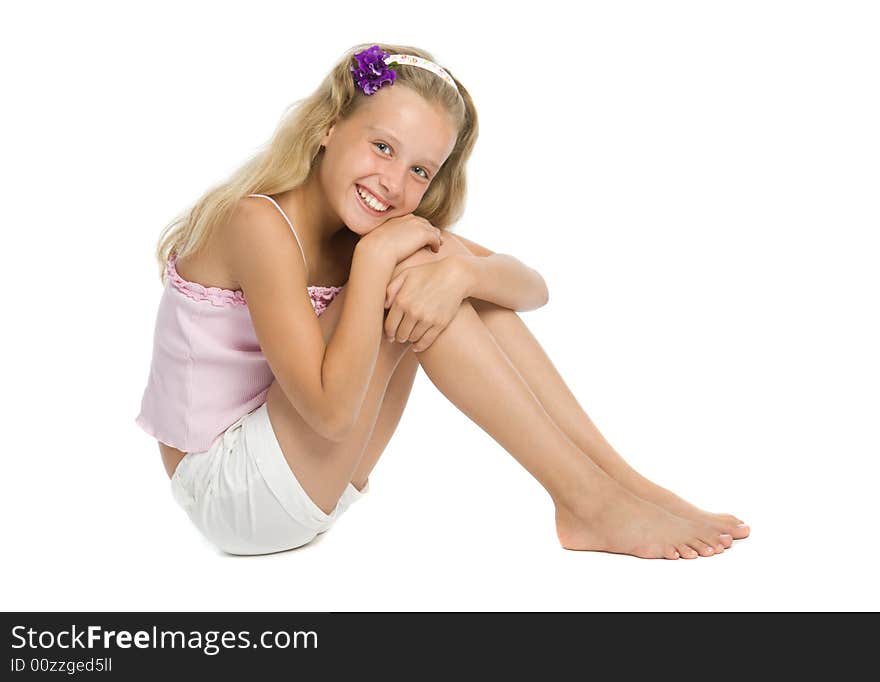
[318,85,459,235]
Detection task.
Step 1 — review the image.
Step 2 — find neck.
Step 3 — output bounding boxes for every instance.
[279,161,347,249]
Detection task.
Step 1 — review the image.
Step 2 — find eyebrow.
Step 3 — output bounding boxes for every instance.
[367,126,440,170]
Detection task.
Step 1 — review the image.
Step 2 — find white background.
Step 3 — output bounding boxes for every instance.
[2,1,878,611]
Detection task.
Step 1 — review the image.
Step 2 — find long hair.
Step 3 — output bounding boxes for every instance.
[153,42,479,284]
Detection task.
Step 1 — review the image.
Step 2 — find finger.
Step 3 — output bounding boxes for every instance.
[385,283,398,309]
[385,272,407,307]
[384,306,404,341]
[413,327,440,353]
[395,312,419,343]
[407,319,433,344]
[389,263,408,280]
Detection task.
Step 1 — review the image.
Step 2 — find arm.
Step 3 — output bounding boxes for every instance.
[227,201,393,442]
[319,240,395,438]
[447,233,549,312]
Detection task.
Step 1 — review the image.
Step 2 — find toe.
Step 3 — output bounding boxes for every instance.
[677,544,698,559]
[718,513,742,525]
[699,532,726,554]
[713,514,748,538]
[730,523,750,540]
[664,546,680,560]
[719,533,734,548]
[689,540,716,557]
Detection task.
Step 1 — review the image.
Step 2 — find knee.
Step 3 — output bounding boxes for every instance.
[470,297,503,316]
[390,232,472,279]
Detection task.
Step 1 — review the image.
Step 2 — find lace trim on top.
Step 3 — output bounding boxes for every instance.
[308,285,344,317]
[167,255,247,307]
[166,255,343,308]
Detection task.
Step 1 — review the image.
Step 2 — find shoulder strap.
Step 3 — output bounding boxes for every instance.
[247,194,308,274]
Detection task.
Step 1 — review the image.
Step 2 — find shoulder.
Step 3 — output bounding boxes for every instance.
[223,195,289,240]
[218,196,303,288]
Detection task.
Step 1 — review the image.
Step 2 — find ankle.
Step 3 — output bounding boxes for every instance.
[551,470,621,522]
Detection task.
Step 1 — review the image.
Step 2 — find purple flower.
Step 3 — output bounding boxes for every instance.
[351,45,398,96]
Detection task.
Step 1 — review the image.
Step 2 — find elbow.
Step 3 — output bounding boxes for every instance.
[321,413,354,443]
[323,425,351,444]
[537,272,550,306]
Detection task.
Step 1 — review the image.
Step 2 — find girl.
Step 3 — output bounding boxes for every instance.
[136,42,750,559]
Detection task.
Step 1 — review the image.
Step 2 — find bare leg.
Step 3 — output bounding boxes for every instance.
[265,285,414,515]
[470,299,749,542]
[413,298,731,559]
[349,349,420,492]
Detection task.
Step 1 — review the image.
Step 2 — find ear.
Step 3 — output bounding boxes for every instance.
[321,122,337,148]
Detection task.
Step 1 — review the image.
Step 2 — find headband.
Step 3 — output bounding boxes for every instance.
[350,44,459,96]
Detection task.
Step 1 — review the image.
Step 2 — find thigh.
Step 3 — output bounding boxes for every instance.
[160,442,186,479]
[265,285,412,514]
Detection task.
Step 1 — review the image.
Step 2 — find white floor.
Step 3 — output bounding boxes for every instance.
[6,363,878,612]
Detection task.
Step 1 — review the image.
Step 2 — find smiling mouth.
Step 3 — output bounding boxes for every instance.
[355,184,392,214]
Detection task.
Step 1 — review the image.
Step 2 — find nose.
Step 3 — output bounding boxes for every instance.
[378,164,406,204]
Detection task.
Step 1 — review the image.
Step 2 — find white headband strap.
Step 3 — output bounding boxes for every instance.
[385,54,459,94]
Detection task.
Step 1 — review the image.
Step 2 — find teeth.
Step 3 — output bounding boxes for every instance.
[357,186,389,211]
[358,187,388,211]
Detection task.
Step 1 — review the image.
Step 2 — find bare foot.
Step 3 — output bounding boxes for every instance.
[611,469,750,544]
[555,478,734,559]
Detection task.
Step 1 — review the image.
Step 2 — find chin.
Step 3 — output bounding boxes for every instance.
[345,210,393,236]
[348,221,385,238]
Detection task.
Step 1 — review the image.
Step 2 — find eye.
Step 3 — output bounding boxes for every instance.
[372,142,431,180]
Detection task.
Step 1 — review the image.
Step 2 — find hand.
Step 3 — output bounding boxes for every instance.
[358,213,443,269]
[383,257,467,352]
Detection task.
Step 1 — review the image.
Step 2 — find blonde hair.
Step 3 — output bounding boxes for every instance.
[154,42,479,284]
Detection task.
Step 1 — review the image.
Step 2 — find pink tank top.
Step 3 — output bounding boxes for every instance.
[135,194,343,453]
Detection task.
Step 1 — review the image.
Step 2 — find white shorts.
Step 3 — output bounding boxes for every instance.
[170,402,368,555]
